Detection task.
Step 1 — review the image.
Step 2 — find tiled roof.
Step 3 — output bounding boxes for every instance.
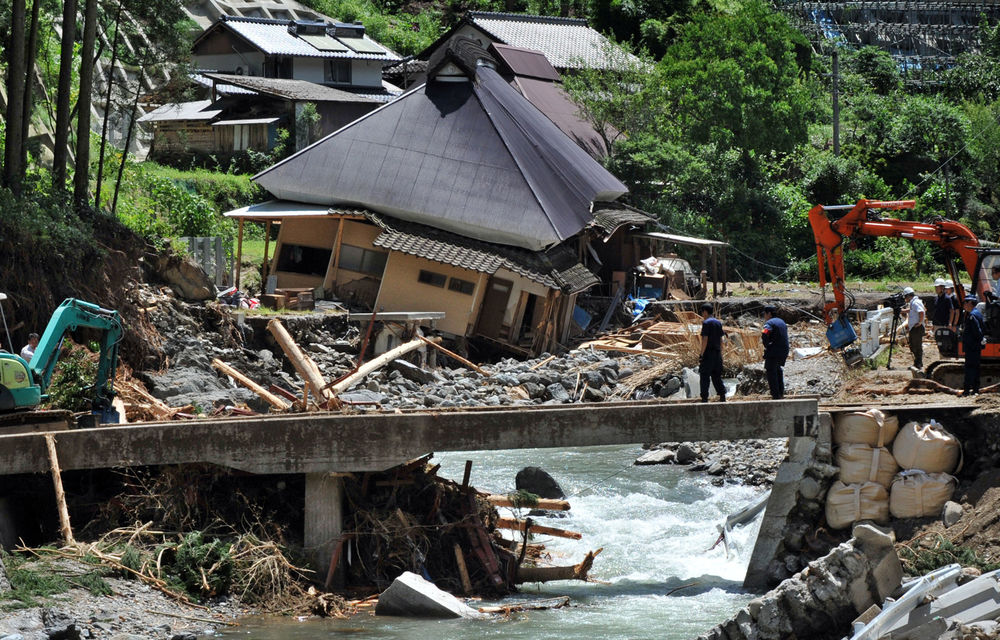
[210,16,400,61]
[363,211,599,294]
[203,73,378,103]
[468,11,637,70]
[590,203,656,237]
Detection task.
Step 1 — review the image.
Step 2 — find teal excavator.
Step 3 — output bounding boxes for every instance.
[0,298,123,425]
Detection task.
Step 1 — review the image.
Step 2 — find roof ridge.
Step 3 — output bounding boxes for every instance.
[468,11,589,26]
[220,15,292,25]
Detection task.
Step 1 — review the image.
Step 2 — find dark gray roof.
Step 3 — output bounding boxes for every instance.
[194,16,399,61]
[254,39,627,252]
[203,73,378,102]
[590,203,656,237]
[364,211,599,293]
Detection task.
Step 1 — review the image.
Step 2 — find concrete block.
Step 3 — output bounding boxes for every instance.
[375,572,486,619]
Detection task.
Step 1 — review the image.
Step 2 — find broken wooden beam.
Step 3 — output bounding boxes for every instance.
[515,548,602,584]
[495,517,582,540]
[267,319,339,409]
[329,336,441,395]
[478,596,570,614]
[486,495,571,511]
[416,335,490,377]
[212,358,292,411]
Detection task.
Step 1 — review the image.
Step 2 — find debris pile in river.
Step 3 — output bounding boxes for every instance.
[335,455,600,598]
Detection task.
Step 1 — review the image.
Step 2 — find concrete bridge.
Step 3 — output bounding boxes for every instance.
[0,398,824,588]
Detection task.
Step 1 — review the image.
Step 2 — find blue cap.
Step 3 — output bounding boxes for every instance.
[965,294,979,303]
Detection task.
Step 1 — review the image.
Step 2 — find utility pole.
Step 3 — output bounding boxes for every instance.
[832,50,840,156]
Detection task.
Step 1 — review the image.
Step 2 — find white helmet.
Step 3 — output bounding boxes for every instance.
[945,280,954,289]
[934,278,946,287]
[902,286,915,296]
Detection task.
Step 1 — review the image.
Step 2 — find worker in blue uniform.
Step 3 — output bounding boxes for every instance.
[699,302,726,403]
[761,306,789,399]
[962,294,986,397]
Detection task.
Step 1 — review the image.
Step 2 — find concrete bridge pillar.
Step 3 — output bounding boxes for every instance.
[304,472,344,582]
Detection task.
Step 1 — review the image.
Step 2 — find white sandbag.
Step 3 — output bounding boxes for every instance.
[892,420,961,474]
[837,443,899,487]
[826,481,889,530]
[833,409,900,447]
[889,470,957,519]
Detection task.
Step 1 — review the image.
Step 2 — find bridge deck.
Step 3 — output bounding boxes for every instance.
[0,398,819,475]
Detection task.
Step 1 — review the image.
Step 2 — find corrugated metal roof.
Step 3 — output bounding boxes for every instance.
[469,12,637,70]
[224,199,344,218]
[367,212,598,293]
[138,100,222,122]
[212,16,399,61]
[204,73,378,103]
[511,75,608,159]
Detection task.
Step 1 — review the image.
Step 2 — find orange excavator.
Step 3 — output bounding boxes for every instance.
[809,198,1000,387]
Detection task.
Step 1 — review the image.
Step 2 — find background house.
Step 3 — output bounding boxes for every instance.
[139,16,400,164]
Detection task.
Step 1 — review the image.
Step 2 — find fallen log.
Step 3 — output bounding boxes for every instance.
[495,517,582,540]
[478,596,570,614]
[417,335,489,377]
[515,548,602,584]
[329,336,441,394]
[212,358,291,411]
[267,319,339,409]
[486,495,571,511]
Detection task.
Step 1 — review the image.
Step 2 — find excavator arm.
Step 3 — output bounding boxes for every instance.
[29,298,124,415]
[809,199,987,327]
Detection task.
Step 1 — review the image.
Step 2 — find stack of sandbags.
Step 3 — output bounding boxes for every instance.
[888,420,960,518]
[827,409,898,529]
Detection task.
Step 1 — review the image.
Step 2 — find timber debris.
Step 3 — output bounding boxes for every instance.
[336,455,600,598]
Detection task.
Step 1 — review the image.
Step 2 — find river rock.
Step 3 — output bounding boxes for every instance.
[675,444,698,464]
[148,254,214,301]
[635,449,675,465]
[515,467,565,499]
[942,501,963,527]
[374,572,485,619]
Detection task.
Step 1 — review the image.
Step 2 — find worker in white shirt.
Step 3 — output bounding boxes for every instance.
[902,287,925,369]
[20,333,38,363]
[990,265,1000,301]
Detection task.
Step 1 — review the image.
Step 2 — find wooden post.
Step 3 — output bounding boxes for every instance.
[324,216,345,294]
[267,319,336,406]
[711,247,718,299]
[262,220,272,284]
[235,218,244,291]
[44,434,75,545]
[721,246,728,295]
[211,358,291,411]
[454,544,473,595]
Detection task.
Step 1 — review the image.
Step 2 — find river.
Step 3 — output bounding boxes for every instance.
[219,444,765,639]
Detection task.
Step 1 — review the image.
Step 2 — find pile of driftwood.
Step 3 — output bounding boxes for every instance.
[331,455,601,597]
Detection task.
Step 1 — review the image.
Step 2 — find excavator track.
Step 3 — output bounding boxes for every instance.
[0,410,73,435]
[926,360,1000,391]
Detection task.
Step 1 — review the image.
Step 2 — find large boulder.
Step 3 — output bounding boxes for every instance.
[146,254,214,301]
[374,572,485,619]
[516,467,565,499]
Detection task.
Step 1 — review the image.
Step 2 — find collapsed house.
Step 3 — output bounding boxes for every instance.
[228,37,657,356]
